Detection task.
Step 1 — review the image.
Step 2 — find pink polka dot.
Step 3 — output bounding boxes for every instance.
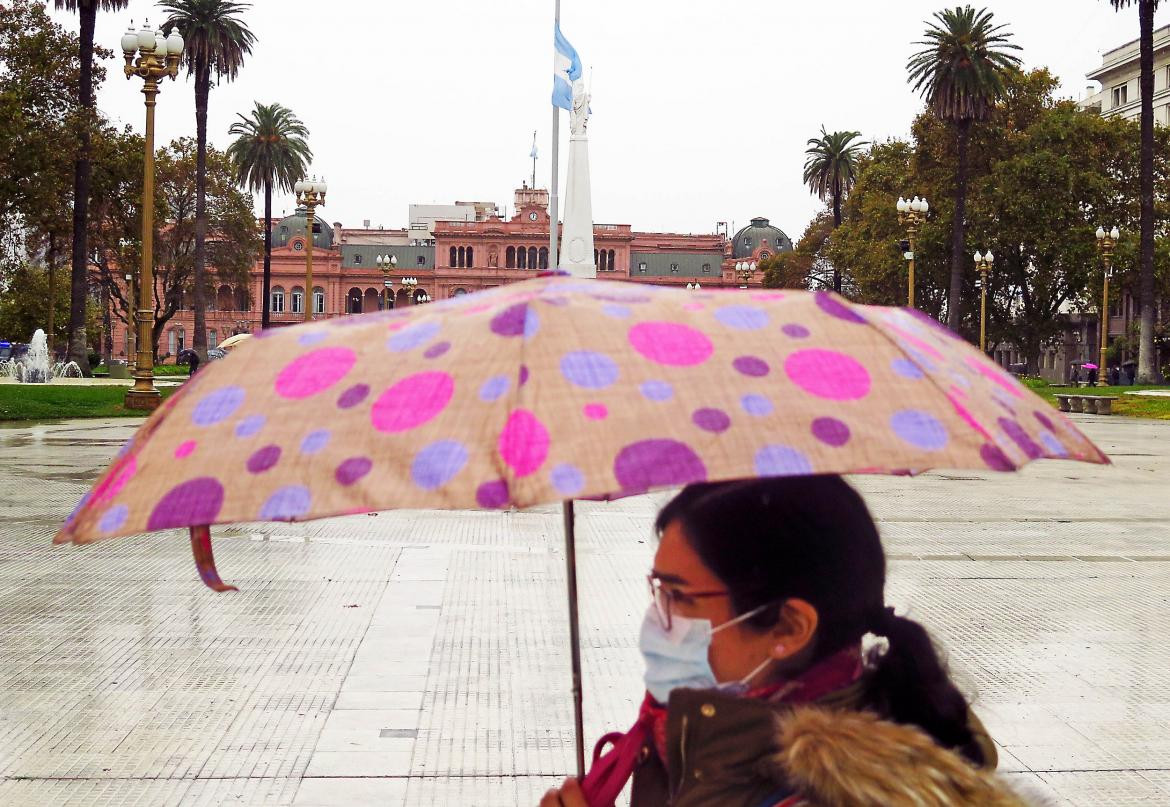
[92,455,136,505]
[371,371,455,433]
[499,409,550,477]
[682,302,705,311]
[275,347,357,399]
[784,349,871,401]
[174,440,197,458]
[628,322,713,367]
[965,356,1026,398]
[584,403,608,420]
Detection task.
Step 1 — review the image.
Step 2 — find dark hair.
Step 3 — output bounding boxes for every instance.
[656,476,984,765]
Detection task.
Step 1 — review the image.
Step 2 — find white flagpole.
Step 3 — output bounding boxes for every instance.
[549,0,561,270]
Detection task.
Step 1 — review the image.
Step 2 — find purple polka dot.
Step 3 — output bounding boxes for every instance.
[782,323,810,339]
[479,375,509,402]
[812,417,850,447]
[551,464,585,497]
[561,351,619,389]
[490,303,539,338]
[259,486,311,521]
[476,479,509,509]
[733,356,769,377]
[247,444,281,474]
[602,304,631,319]
[388,320,441,352]
[998,417,1043,460]
[412,441,469,490]
[692,408,731,433]
[891,410,948,451]
[99,504,129,533]
[519,365,530,386]
[335,457,373,486]
[741,394,774,416]
[148,477,225,530]
[613,439,707,494]
[891,359,924,380]
[981,443,1015,471]
[815,291,866,324]
[235,414,266,437]
[424,341,451,359]
[640,380,673,401]
[715,305,769,330]
[300,429,330,454]
[337,384,370,409]
[298,331,328,346]
[192,386,245,426]
[1034,411,1056,432]
[755,445,814,477]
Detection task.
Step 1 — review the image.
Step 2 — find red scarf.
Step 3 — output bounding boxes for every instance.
[580,647,862,807]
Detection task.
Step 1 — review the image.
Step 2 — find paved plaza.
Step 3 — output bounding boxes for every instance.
[0,414,1168,805]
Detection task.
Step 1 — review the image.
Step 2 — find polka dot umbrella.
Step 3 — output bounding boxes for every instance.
[54,274,1107,774]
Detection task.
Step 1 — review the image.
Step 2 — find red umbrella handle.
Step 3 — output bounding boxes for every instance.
[190,525,238,592]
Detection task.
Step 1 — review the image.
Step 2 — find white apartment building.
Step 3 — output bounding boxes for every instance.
[1082,23,1170,124]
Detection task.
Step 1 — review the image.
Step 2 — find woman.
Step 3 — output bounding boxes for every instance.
[541,476,1025,806]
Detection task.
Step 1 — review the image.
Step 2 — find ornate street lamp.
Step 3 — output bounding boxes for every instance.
[121,19,183,410]
[686,282,702,290]
[734,261,757,289]
[376,254,397,309]
[896,196,929,308]
[1095,226,1120,387]
[294,175,327,322]
[401,276,418,304]
[973,249,994,354]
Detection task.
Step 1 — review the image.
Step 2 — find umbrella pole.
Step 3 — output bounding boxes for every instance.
[562,499,586,780]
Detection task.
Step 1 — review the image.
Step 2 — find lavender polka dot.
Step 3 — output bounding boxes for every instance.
[613,439,707,494]
[733,356,769,377]
[551,464,585,497]
[692,408,731,433]
[715,305,769,330]
[99,504,129,533]
[388,320,441,352]
[298,331,328,346]
[741,394,774,416]
[1039,432,1068,457]
[891,410,948,451]
[192,386,245,426]
[148,477,225,530]
[561,351,619,389]
[754,445,813,477]
[259,486,311,521]
[411,440,469,490]
[300,429,330,454]
[337,383,370,409]
[247,444,281,474]
[66,492,91,525]
[479,375,510,402]
[815,291,866,323]
[476,479,509,509]
[781,323,810,339]
[640,380,673,401]
[812,417,850,447]
[424,341,451,359]
[891,358,924,379]
[335,456,373,486]
[235,414,266,437]
[602,304,631,319]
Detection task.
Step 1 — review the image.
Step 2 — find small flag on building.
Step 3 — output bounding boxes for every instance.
[552,22,582,110]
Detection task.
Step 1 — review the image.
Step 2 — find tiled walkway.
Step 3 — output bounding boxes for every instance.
[0,416,1167,805]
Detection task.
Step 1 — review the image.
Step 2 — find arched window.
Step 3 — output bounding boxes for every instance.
[518,246,528,269]
[466,246,473,267]
[363,288,380,313]
[608,250,615,271]
[235,286,248,311]
[348,287,362,314]
[313,287,325,314]
[271,286,285,314]
[594,249,599,268]
[506,246,516,268]
[457,246,465,267]
[449,246,457,266]
[539,247,549,270]
[216,284,233,310]
[168,329,176,356]
[291,286,305,314]
[209,329,217,349]
[528,247,538,270]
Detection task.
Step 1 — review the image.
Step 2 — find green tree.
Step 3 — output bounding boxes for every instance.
[161,0,255,358]
[907,5,1021,331]
[1108,0,1163,381]
[802,127,866,292]
[226,101,312,328]
[0,262,98,348]
[53,0,129,375]
[761,212,836,291]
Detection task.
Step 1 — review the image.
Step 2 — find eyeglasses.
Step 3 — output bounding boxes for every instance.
[647,574,730,631]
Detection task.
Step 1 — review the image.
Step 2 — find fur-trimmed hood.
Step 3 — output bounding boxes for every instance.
[769,706,1029,807]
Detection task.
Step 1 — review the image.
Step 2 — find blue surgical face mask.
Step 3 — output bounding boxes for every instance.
[639,603,774,704]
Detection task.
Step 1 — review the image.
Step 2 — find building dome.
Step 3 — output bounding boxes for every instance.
[732,217,792,259]
[272,206,334,249]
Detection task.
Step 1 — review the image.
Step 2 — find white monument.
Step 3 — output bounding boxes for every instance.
[559,79,595,278]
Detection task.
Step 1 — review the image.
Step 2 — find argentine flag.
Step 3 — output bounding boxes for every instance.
[552,23,582,110]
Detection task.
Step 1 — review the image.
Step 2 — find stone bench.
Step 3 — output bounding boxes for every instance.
[1055,394,1118,415]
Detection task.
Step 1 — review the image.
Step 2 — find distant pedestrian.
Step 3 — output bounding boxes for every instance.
[1087,367,1098,385]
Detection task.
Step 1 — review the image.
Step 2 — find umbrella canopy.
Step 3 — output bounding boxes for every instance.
[1083,363,1099,370]
[217,333,252,352]
[57,275,1105,548]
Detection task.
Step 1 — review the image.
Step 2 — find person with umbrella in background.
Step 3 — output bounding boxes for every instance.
[542,476,1025,807]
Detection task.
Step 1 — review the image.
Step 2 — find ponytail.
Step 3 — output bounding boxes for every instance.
[869,609,985,766]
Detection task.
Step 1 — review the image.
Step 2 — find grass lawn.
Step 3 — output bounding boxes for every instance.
[1022,378,1170,420]
[0,383,179,422]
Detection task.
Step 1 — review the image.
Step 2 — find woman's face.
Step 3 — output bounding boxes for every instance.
[652,519,795,685]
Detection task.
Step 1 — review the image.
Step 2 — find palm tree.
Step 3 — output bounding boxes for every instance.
[907,6,1020,331]
[55,0,129,374]
[227,103,312,329]
[803,127,866,293]
[1109,0,1161,382]
[161,0,255,358]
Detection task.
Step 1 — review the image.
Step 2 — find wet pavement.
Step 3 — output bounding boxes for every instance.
[0,416,1168,805]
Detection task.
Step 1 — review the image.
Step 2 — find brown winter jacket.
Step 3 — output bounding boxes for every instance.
[628,684,1027,806]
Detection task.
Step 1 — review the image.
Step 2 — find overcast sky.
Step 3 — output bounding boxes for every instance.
[51,0,1170,240]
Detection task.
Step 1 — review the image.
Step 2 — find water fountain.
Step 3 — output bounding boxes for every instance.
[0,330,82,382]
